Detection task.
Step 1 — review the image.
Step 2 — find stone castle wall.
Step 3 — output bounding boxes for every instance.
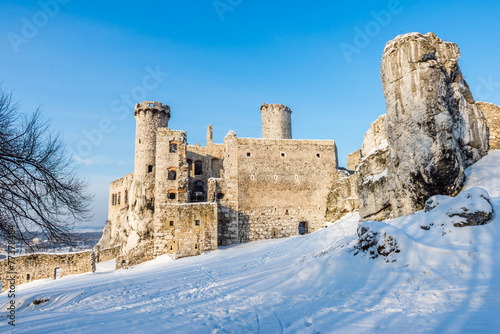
[347,149,362,170]
[227,137,338,241]
[96,246,121,262]
[155,129,189,206]
[116,241,155,269]
[477,102,500,150]
[0,251,94,292]
[153,203,218,259]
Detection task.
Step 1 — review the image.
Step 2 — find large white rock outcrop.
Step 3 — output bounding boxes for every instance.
[381,32,489,218]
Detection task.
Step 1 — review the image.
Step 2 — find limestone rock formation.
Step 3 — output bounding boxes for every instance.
[361,115,386,157]
[423,187,494,228]
[476,102,500,150]
[381,32,489,218]
[326,170,359,221]
[95,175,155,255]
[355,139,391,221]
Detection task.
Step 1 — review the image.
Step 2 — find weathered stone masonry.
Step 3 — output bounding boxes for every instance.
[97,101,339,264]
[0,251,94,292]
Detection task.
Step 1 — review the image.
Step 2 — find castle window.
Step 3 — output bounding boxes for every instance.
[194,161,203,175]
[168,169,177,181]
[195,244,198,250]
[169,192,176,200]
[281,152,285,158]
[246,152,251,157]
[195,220,200,226]
[170,245,173,250]
[124,190,128,204]
[149,103,154,107]
[27,274,30,281]
[251,175,255,180]
[54,268,61,279]
[148,165,153,173]
[316,153,321,158]
[285,209,289,215]
[138,139,141,144]
[111,194,114,205]
[169,141,178,153]
[169,221,174,227]
[117,192,121,205]
[217,193,224,200]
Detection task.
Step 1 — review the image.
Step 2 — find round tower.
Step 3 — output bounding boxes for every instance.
[134,101,170,182]
[260,103,292,139]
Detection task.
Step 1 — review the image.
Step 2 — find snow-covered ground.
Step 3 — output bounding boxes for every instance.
[1,152,500,333]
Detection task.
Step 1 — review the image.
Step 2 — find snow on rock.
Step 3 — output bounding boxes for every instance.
[353,221,401,262]
[382,32,489,218]
[355,138,391,221]
[1,153,500,333]
[424,187,494,228]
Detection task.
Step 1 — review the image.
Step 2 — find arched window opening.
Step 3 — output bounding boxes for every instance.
[148,165,153,173]
[124,190,128,204]
[169,141,178,153]
[217,193,225,200]
[194,160,203,176]
[169,192,176,200]
[168,169,177,181]
[117,192,121,205]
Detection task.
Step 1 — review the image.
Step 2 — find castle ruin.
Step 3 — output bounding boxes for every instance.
[97,101,339,264]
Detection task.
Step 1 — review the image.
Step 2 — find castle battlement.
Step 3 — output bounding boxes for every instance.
[134,101,171,118]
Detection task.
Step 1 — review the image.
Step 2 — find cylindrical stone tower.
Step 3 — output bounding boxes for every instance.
[134,101,170,182]
[260,103,292,139]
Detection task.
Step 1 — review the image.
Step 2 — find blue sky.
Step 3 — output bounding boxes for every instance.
[1,0,499,228]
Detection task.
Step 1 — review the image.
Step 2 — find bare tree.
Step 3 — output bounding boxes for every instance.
[0,87,93,247]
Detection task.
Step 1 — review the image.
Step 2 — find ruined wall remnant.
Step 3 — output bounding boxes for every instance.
[476,102,500,150]
[381,32,489,218]
[347,149,362,171]
[116,241,155,269]
[260,103,292,139]
[96,246,121,262]
[0,251,94,292]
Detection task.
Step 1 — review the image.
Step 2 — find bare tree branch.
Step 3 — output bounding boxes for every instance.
[0,86,94,247]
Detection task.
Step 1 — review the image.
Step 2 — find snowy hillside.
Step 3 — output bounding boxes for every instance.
[1,152,500,333]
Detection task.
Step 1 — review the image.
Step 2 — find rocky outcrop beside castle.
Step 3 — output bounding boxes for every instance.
[347,33,490,222]
[326,170,359,222]
[95,173,155,256]
[476,102,500,150]
[361,115,386,157]
[380,32,489,218]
